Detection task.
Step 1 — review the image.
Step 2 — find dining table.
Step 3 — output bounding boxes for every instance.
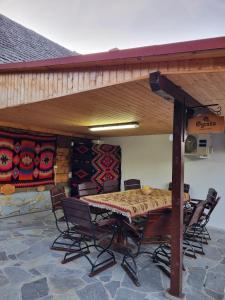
[81,188,190,252]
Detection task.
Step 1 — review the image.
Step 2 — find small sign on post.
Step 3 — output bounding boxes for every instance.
[187,114,224,134]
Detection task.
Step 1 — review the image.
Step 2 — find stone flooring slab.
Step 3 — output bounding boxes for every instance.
[115,287,147,300]
[21,277,49,300]
[77,282,109,300]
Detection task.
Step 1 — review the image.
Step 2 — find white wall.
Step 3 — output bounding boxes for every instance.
[104,133,225,230]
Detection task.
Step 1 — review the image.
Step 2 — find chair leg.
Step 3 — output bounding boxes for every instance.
[61,237,116,277]
[88,235,116,277]
[152,243,186,277]
[195,225,211,241]
[202,227,211,241]
[184,234,205,256]
[121,254,140,286]
[50,232,76,252]
[89,247,116,277]
[187,230,208,245]
[152,244,171,278]
[183,239,196,259]
[61,240,90,264]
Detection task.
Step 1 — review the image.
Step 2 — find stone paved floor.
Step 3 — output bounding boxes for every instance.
[0,211,225,300]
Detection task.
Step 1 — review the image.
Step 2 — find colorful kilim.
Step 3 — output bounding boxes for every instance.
[82,189,190,222]
[0,131,56,187]
[71,143,121,196]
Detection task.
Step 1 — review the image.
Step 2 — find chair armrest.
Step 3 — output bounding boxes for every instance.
[190,199,204,207]
[190,198,203,203]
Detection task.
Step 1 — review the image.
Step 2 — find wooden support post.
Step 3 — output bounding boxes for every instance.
[149,71,216,298]
[169,99,185,298]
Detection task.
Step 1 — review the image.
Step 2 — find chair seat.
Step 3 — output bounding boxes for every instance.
[70,218,117,239]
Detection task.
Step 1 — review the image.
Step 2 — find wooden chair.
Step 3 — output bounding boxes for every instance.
[152,201,208,278]
[61,198,117,277]
[189,195,220,242]
[189,188,218,241]
[168,182,190,193]
[50,186,75,251]
[183,199,209,255]
[77,181,109,221]
[121,210,172,286]
[103,179,120,193]
[124,179,141,191]
[78,181,98,197]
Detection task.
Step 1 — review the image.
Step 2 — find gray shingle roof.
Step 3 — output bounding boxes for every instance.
[0,14,76,64]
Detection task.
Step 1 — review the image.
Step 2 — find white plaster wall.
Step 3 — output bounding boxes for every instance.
[104,133,225,230]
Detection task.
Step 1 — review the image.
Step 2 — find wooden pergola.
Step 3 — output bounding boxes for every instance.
[1,36,225,298]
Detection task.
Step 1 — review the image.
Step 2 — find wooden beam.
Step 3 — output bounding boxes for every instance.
[149,71,212,113]
[170,99,185,298]
[0,120,94,139]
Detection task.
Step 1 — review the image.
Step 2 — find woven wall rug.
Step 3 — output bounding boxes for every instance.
[0,131,56,187]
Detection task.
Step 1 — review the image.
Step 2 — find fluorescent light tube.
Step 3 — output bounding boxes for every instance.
[89,122,139,132]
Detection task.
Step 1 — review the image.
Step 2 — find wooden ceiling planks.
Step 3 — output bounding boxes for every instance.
[0,72,225,137]
[1,52,225,110]
[0,79,173,137]
[168,72,225,114]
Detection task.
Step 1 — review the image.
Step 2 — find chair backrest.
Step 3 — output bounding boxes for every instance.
[123,209,172,242]
[205,196,220,219]
[168,182,190,193]
[124,179,141,191]
[62,197,93,231]
[78,181,98,197]
[50,186,66,212]
[187,200,206,227]
[103,179,119,193]
[206,188,217,203]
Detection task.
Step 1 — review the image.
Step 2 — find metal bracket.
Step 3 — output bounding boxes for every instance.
[189,104,222,116]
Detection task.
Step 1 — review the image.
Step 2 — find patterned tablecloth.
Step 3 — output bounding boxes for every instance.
[81,188,190,222]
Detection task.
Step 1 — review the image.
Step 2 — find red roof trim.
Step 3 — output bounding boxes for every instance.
[1,36,225,73]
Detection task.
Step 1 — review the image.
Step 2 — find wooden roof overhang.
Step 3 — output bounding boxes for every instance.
[0,36,225,137]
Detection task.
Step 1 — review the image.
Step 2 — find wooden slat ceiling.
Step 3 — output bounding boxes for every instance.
[0,72,225,137]
[167,72,225,113]
[0,79,173,137]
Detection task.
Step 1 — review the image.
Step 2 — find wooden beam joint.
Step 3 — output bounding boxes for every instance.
[149,71,213,114]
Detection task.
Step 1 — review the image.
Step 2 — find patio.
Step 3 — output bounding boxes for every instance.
[0,36,225,299]
[0,211,225,300]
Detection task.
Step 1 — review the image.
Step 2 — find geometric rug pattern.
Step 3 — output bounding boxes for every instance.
[0,131,56,187]
[71,142,121,196]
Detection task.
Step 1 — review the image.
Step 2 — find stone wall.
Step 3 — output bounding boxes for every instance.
[0,132,74,218]
[0,190,51,218]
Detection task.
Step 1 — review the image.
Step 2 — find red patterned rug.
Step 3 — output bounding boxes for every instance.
[71,143,121,196]
[0,131,56,187]
[92,144,121,189]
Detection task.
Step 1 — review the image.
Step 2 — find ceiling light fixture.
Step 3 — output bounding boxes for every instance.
[89,122,139,132]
